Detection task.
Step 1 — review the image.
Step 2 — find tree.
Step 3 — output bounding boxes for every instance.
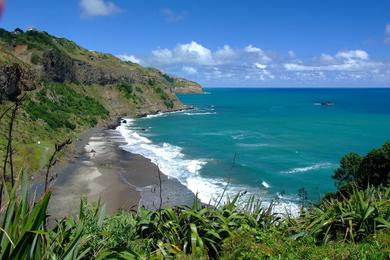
[333,141,390,190]
[332,152,362,189]
[357,142,390,188]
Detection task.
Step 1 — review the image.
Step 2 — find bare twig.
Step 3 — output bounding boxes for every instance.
[45,139,72,192]
[214,153,237,209]
[157,167,163,211]
[1,95,25,209]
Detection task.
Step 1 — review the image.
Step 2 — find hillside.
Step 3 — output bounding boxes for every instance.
[0,28,202,173]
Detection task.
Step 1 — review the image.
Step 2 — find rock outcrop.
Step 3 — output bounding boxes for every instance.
[0,63,39,101]
[42,48,75,83]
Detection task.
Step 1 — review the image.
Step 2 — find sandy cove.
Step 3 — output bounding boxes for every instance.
[33,126,196,220]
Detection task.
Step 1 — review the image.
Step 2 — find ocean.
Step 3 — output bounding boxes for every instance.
[117,88,390,212]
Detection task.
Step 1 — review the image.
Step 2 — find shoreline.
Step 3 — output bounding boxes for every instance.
[36,124,196,219]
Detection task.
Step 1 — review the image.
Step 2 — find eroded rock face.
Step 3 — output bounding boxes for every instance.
[42,48,75,83]
[0,63,40,101]
[42,49,143,86]
[0,63,22,101]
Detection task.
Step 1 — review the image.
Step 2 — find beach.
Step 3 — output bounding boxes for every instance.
[32,125,196,220]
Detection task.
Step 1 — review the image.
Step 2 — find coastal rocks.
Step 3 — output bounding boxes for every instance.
[321,101,334,106]
[0,63,38,101]
[106,117,123,130]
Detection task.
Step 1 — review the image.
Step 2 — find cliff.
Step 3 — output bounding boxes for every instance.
[0,28,202,111]
[0,28,202,173]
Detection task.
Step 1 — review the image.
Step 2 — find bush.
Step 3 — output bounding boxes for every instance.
[294,186,390,243]
[117,81,133,99]
[31,52,41,64]
[24,82,109,130]
[333,141,390,190]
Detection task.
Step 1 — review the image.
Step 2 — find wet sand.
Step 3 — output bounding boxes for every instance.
[34,127,196,219]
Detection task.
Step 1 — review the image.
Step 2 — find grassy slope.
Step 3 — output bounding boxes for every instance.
[0,28,194,173]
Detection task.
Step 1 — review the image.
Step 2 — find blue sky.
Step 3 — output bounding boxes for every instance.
[1,0,390,87]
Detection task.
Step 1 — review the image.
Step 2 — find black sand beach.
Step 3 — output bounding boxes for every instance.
[32,126,196,219]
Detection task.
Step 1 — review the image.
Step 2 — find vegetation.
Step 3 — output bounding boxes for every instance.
[333,141,390,190]
[117,81,134,99]
[24,82,109,129]
[0,28,387,258]
[0,141,389,259]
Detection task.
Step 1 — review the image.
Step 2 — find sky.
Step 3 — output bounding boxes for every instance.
[1,0,390,87]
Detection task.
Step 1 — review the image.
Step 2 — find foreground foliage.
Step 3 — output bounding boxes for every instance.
[0,174,389,259]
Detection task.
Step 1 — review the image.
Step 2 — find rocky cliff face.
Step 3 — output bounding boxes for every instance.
[0,28,203,174]
[0,63,39,101]
[0,28,202,110]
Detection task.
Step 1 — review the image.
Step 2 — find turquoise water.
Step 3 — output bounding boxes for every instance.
[119,88,390,209]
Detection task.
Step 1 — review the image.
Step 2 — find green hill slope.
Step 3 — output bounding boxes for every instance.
[0,28,202,173]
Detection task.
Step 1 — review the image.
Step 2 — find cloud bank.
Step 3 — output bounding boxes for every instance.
[118,42,390,87]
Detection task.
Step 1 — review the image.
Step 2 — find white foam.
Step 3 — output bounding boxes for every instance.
[261,181,270,189]
[145,110,187,119]
[145,113,165,118]
[183,112,217,116]
[281,162,333,174]
[116,118,301,216]
[117,119,208,190]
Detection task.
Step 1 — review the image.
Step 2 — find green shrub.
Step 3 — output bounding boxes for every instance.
[333,141,390,190]
[294,186,390,243]
[31,52,41,64]
[24,82,109,130]
[117,81,133,99]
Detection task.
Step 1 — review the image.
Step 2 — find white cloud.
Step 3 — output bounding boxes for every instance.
[140,44,389,85]
[161,8,187,22]
[182,66,198,74]
[253,63,274,80]
[117,54,142,64]
[284,61,381,72]
[335,50,368,60]
[152,48,173,63]
[244,44,271,63]
[258,69,275,80]
[80,0,120,17]
[244,45,263,54]
[254,63,267,69]
[320,54,335,63]
[152,41,215,65]
[215,45,236,63]
[285,49,378,73]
